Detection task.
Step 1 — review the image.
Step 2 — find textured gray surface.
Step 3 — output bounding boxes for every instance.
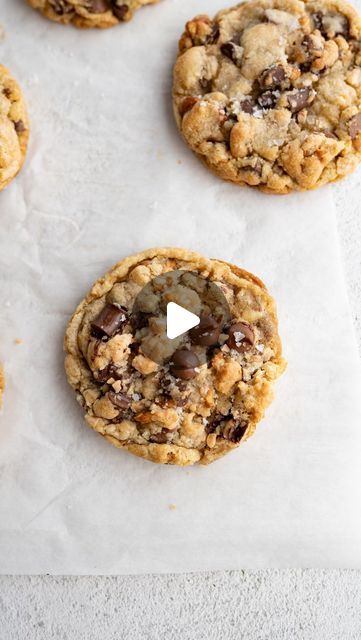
[1,178,360,640]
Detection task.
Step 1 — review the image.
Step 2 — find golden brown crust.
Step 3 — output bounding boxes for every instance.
[0,65,29,192]
[65,248,286,466]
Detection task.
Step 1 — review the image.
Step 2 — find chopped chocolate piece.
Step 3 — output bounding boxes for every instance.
[170,349,200,380]
[130,311,151,331]
[258,90,278,109]
[190,315,221,346]
[14,120,26,133]
[258,65,286,91]
[91,303,127,339]
[220,41,243,66]
[199,77,213,92]
[51,0,73,15]
[227,322,255,352]
[108,391,131,409]
[3,87,11,99]
[349,113,361,139]
[287,88,314,113]
[324,130,338,139]
[149,432,169,444]
[87,0,110,11]
[239,98,256,114]
[205,412,224,434]
[94,364,124,383]
[111,2,129,20]
[222,418,248,443]
[179,96,198,117]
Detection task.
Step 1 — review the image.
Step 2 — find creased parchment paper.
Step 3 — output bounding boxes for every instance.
[1,0,361,573]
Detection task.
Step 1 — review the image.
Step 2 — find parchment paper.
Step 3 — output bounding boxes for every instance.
[1,0,361,573]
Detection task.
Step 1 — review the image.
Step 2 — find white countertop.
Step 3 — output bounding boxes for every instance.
[1,176,361,639]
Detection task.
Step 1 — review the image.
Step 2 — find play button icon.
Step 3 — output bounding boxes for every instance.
[166,302,200,340]
[131,269,230,365]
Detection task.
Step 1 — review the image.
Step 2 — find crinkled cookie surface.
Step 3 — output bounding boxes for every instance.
[64,248,286,466]
[0,65,29,192]
[26,0,159,28]
[173,0,361,193]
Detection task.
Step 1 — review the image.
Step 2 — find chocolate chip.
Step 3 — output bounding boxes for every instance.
[170,349,200,380]
[220,42,243,66]
[242,159,263,175]
[258,91,278,109]
[205,412,224,434]
[14,120,26,133]
[179,96,198,117]
[227,322,255,352]
[91,304,127,339]
[287,88,314,113]
[51,0,73,15]
[199,77,213,92]
[259,65,286,91]
[111,2,129,20]
[239,98,256,114]
[190,315,221,346]
[3,87,11,99]
[131,312,151,331]
[222,418,247,443]
[349,113,361,139]
[324,130,338,139]
[108,391,130,410]
[95,364,123,383]
[87,0,110,11]
[149,432,168,444]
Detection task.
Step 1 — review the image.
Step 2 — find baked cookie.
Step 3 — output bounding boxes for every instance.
[26,0,159,28]
[173,0,361,194]
[0,65,29,192]
[64,248,286,466]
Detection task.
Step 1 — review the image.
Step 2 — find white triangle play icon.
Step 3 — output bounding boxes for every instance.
[166,302,200,340]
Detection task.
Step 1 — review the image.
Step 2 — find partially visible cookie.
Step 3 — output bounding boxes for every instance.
[64,248,286,466]
[0,65,29,192]
[173,0,361,194]
[26,0,159,28]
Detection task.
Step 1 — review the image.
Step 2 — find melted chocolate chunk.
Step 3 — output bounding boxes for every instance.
[227,322,255,352]
[149,432,169,444]
[14,120,26,133]
[51,0,73,15]
[287,88,314,113]
[239,98,256,114]
[220,41,243,66]
[87,0,110,11]
[91,304,127,339]
[190,315,221,346]
[258,90,278,109]
[170,349,200,380]
[111,2,129,20]
[258,65,286,91]
[222,418,248,443]
[349,113,361,139]
[108,391,131,410]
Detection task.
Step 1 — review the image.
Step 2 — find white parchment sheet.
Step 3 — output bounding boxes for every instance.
[1,0,361,573]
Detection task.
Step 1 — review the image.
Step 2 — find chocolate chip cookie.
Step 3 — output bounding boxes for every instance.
[173,0,361,194]
[26,0,159,28]
[0,65,29,192]
[64,248,286,466]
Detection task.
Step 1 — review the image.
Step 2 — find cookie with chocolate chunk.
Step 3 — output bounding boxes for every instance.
[64,248,286,466]
[26,0,159,28]
[0,65,29,192]
[173,0,361,194]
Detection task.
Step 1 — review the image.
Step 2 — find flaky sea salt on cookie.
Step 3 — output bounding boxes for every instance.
[173,0,361,194]
[26,0,159,28]
[64,248,286,466]
[0,65,29,192]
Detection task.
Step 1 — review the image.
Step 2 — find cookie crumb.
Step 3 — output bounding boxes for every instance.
[169,504,177,511]
[14,338,23,345]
